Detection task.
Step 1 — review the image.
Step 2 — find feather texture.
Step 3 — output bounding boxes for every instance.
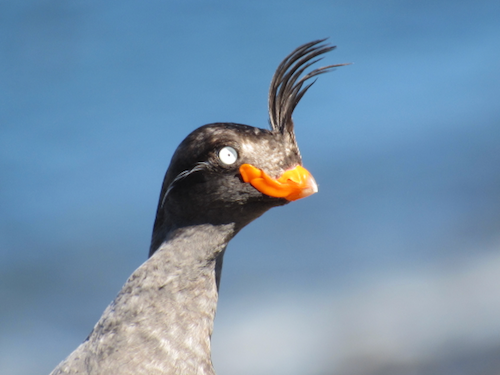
[268,39,348,138]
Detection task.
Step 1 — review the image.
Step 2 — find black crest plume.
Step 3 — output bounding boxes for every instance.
[268,39,347,138]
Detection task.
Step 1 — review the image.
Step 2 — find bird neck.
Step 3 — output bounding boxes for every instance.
[153,223,236,292]
[144,224,234,368]
[83,224,236,374]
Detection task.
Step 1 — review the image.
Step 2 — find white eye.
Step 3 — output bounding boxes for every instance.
[219,146,238,165]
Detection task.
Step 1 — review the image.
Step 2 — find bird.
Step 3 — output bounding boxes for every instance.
[50,39,345,375]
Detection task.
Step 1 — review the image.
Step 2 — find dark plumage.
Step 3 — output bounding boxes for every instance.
[50,39,344,375]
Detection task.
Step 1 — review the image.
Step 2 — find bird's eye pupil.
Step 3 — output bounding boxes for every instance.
[219,146,238,165]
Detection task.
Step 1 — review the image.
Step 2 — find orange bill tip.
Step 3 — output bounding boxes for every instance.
[239,163,318,201]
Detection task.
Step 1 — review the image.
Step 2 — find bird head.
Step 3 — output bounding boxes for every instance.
[150,40,346,254]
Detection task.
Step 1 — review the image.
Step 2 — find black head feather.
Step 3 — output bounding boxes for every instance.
[268,39,348,141]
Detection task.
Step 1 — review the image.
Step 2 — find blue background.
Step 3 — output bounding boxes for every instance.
[1,1,500,374]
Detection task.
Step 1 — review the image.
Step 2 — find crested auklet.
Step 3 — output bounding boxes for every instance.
[50,39,345,375]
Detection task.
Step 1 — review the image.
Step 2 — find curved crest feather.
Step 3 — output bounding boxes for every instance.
[268,39,348,137]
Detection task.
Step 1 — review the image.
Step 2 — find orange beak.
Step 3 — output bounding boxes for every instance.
[239,164,318,201]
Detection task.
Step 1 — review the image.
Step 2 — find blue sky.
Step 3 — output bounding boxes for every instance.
[1,1,500,374]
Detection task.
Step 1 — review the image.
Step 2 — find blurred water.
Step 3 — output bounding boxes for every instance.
[1,1,500,374]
